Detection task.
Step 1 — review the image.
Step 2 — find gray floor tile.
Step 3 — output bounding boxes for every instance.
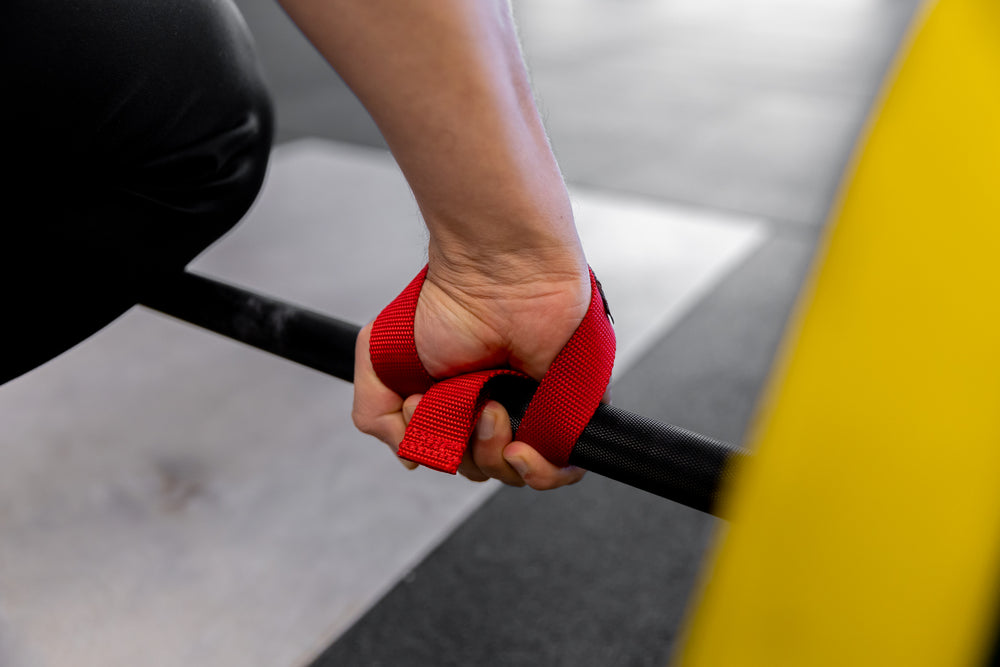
[513,0,920,224]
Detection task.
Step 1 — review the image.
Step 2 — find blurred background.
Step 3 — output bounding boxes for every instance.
[0,1,923,665]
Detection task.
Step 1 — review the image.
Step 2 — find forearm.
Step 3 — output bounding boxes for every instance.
[323,2,598,487]
[276,0,584,278]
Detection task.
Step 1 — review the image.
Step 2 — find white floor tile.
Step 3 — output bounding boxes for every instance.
[572,188,767,379]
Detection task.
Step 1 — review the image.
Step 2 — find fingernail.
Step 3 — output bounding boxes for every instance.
[504,453,529,478]
[402,403,416,424]
[476,410,495,441]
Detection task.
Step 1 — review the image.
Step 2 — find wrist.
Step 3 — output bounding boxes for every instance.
[424,189,586,277]
[426,233,588,295]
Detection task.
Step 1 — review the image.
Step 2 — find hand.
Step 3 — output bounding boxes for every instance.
[352,258,590,489]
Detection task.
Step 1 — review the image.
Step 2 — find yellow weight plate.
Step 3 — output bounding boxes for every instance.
[679,1,1000,665]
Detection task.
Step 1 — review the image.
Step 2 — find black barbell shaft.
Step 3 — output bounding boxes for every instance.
[142,271,359,382]
[141,270,748,517]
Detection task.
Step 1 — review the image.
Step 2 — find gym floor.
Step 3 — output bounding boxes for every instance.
[0,1,922,665]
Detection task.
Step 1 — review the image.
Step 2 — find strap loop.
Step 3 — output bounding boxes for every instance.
[370,266,615,472]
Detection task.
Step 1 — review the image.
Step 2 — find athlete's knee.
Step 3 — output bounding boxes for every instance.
[119,0,276,228]
[4,0,274,230]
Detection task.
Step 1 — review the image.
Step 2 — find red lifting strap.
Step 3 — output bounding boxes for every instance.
[370,266,615,473]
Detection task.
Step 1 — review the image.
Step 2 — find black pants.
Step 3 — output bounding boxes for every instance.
[1,0,274,384]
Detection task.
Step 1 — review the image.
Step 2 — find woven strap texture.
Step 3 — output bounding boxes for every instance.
[370,266,615,472]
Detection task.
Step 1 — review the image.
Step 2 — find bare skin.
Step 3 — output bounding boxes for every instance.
[278,0,592,488]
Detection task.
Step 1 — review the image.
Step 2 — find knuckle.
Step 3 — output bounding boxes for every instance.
[526,478,555,491]
[475,459,506,479]
[350,408,369,432]
[524,470,565,491]
[351,408,381,438]
[458,463,489,482]
[472,452,521,486]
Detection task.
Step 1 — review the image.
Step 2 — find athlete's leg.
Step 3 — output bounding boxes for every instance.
[1,0,274,383]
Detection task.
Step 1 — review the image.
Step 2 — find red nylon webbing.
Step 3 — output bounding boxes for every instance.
[391,369,525,473]
[514,273,617,466]
[369,266,615,472]
[369,266,436,398]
